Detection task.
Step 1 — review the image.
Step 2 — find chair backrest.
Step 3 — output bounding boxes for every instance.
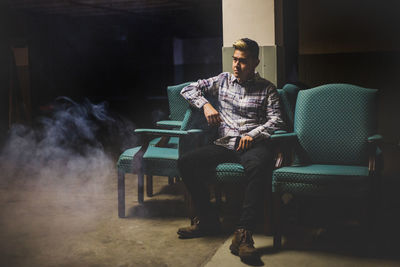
[278,84,301,131]
[167,82,192,121]
[294,84,377,165]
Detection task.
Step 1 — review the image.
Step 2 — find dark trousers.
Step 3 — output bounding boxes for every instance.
[177,142,274,231]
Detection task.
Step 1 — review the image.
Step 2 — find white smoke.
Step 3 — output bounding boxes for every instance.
[0,97,137,220]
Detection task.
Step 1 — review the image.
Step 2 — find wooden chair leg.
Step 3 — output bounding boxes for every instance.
[146,175,153,197]
[118,170,125,218]
[138,170,144,204]
[273,192,282,249]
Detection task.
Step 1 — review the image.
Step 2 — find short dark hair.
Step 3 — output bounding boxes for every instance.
[233,38,259,59]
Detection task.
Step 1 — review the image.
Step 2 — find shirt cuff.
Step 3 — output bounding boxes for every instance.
[193,97,209,109]
[245,128,271,141]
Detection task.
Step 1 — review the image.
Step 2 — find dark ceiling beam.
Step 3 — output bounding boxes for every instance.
[9,0,195,9]
[16,3,189,14]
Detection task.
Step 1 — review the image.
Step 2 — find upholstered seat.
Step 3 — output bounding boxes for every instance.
[273,164,370,196]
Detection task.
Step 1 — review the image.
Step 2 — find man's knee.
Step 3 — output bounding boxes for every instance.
[241,155,273,181]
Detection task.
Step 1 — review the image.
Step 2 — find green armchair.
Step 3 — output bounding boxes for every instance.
[117,82,195,217]
[271,84,382,248]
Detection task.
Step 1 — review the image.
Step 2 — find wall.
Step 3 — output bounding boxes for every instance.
[298,0,400,176]
[222,0,285,86]
[222,0,276,47]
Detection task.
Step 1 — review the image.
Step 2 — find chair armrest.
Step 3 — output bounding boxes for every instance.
[270,132,297,141]
[368,134,383,143]
[156,120,182,129]
[134,128,203,137]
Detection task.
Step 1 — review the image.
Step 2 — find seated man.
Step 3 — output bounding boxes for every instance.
[177,38,285,261]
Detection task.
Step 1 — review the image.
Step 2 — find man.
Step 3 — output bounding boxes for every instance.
[177,38,285,261]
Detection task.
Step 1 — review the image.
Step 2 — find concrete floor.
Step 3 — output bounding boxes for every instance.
[0,168,400,267]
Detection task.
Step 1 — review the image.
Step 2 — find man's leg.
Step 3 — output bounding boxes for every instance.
[238,142,274,230]
[230,142,275,260]
[177,144,239,238]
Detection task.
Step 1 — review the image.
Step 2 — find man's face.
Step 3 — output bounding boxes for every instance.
[232,49,259,82]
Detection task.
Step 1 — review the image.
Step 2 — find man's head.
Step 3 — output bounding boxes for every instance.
[232,38,260,82]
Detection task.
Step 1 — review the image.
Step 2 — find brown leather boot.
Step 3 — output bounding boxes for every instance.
[177,216,221,239]
[229,228,258,261]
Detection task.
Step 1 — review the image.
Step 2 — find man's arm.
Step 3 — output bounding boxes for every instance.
[181,72,228,125]
[244,85,286,141]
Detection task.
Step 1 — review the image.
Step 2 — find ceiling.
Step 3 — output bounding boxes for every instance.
[7,0,219,17]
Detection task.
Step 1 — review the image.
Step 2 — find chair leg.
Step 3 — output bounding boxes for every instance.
[118,170,125,218]
[273,192,282,249]
[168,176,174,185]
[146,175,153,197]
[138,170,144,204]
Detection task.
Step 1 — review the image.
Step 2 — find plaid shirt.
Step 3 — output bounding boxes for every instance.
[181,72,285,150]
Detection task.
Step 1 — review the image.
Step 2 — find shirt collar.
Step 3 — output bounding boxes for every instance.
[231,72,261,85]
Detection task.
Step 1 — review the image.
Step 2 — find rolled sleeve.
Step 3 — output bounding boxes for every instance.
[245,85,285,141]
[180,73,229,109]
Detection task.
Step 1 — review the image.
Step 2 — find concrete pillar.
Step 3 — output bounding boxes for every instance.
[222,0,291,87]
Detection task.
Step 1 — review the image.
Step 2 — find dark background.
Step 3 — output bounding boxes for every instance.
[0,0,223,135]
[0,0,399,175]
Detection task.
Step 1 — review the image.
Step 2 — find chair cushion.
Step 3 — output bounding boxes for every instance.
[149,137,179,148]
[117,146,142,174]
[143,146,179,160]
[143,146,180,177]
[272,164,370,196]
[215,163,246,183]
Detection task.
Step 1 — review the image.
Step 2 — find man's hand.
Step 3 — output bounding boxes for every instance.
[203,103,222,126]
[236,136,254,151]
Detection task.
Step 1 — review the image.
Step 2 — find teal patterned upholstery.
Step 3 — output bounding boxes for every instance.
[215,163,245,183]
[167,82,192,121]
[273,164,370,196]
[143,146,179,177]
[149,137,179,148]
[117,146,142,174]
[271,83,381,249]
[293,84,376,165]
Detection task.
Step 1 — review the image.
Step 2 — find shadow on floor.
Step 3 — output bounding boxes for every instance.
[272,174,400,261]
[153,180,185,196]
[127,198,189,218]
